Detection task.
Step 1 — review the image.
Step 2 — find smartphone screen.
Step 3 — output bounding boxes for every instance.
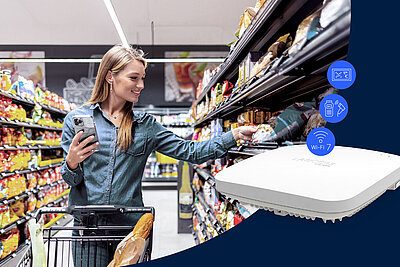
[72,115,99,146]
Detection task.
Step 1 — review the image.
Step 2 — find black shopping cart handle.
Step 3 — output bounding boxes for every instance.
[34,205,155,221]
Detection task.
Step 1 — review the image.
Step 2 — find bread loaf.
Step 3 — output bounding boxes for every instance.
[108,213,154,267]
[132,213,154,239]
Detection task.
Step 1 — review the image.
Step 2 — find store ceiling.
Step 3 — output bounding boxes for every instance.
[3,0,256,46]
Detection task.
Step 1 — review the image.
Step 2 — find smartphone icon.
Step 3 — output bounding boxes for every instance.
[324,100,334,118]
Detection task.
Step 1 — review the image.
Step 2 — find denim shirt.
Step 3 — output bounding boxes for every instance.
[60,103,236,225]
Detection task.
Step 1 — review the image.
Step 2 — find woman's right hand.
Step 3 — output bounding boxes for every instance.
[66,131,99,170]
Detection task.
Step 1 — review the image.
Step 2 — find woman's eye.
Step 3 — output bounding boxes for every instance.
[130,77,138,80]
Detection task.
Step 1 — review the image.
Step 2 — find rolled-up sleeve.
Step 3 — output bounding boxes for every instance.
[151,118,236,164]
[61,113,84,186]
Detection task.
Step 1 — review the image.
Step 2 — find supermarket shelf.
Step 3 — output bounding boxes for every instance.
[192,205,209,241]
[194,0,321,106]
[0,145,61,151]
[194,8,350,127]
[0,117,62,131]
[0,240,30,267]
[0,180,67,209]
[142,176,178,183]
[162,123,193,128]
[0,89,68,116]
[142,181,177,189]
[0,189,69,235]
[192,185,225,234]
[0,162,62,179]
[193,166,215,187]
[0,213,73,267]
[190,227,200,245]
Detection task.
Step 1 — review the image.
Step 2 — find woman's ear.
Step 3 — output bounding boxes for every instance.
[105,70,113,84]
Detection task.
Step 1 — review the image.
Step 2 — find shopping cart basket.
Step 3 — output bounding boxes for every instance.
[17,205,155,267]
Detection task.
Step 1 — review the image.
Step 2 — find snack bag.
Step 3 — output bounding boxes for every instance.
[0,205,10,228]
[10,199,25,217]
[25,194,37,213]
[108,213,154,267]
[26,172,38,190]
[0,228,19,259]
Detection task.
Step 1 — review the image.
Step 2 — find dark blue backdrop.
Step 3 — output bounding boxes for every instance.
[136,2,400,266]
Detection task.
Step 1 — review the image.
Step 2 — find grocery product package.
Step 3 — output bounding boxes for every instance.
[237,7,258,38]
[10,199,25,217]
[108,213,154,267]
[250,33,293,78]
[320,0,350,28]
[252,124,276,143]
[269,101,316,142]
[288,10,322,56]
[0,228,19,259]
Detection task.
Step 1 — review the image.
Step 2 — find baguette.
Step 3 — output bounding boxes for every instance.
[108,213,154,267]
[132,213,154,239]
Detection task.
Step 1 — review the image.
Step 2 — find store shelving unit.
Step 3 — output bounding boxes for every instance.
[0,87,70,262]
[194,1,350,127]
[190,0,350,243]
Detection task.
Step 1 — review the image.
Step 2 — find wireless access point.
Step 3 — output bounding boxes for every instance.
[215,145,400,222]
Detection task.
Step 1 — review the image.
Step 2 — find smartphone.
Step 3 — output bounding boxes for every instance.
[72,115,99,147]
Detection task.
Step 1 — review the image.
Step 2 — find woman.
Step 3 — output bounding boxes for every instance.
[61,44,257,266]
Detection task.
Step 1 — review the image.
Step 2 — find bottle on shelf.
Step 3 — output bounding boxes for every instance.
[178,161,193,219]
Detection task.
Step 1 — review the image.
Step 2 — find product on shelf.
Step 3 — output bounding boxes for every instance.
[237,7,258,39]
[250,33,293,78]
[252,124,276,143]
[268,100,316,142]
[0,96,12,118]
[320,0,349,28]
[288,10,322,56]
[0,228,19,259]
[5,174,27,198]
[15,75,36,101]
[25,194,37,213]
[0,205,10,228]
[0,70,12,92]
[10,199,25,218]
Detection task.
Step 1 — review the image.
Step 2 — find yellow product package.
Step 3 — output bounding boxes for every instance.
[0,228,19,259]
[10,199,25,217]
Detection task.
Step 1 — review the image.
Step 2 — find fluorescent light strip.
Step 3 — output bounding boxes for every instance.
[0,58,225,63]
[103,0,129,48]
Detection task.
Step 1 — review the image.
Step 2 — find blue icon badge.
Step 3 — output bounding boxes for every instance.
[307,127,335,156]
[320,94,348,123]
[327,60,356,89]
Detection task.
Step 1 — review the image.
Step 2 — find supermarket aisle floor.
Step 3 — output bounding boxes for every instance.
[143,189,195,259]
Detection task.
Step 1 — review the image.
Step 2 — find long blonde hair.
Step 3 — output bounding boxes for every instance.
[86,44,147,152]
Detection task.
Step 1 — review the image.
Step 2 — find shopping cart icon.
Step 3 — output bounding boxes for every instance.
[331,68,352,82]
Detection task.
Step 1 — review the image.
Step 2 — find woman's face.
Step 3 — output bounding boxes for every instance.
[110,59,146,103]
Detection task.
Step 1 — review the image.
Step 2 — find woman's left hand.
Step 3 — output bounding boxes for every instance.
[232,126,258,142]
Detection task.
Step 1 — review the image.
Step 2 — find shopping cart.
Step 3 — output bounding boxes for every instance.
[17,205,155,267]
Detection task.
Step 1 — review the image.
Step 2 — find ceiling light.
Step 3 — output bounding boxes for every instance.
[103,0,129,48]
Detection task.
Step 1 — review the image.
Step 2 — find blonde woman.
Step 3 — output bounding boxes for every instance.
[61,44,257,265]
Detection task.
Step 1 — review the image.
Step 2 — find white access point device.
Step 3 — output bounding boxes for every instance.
[215,145,400,222]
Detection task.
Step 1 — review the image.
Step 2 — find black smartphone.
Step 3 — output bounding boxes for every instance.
[72,115,99,147]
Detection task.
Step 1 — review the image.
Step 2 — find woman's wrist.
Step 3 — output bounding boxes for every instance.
[232,128,240,141]
[66,157,78,170]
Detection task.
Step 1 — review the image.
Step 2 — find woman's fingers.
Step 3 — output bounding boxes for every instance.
[72,131,84,146]
[77,135,95,149]
[81,141,99,155]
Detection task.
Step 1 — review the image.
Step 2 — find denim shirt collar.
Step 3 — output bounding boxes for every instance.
[89,103,145,123]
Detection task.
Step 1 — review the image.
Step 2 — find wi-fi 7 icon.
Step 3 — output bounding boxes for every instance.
[313,131,328,143]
